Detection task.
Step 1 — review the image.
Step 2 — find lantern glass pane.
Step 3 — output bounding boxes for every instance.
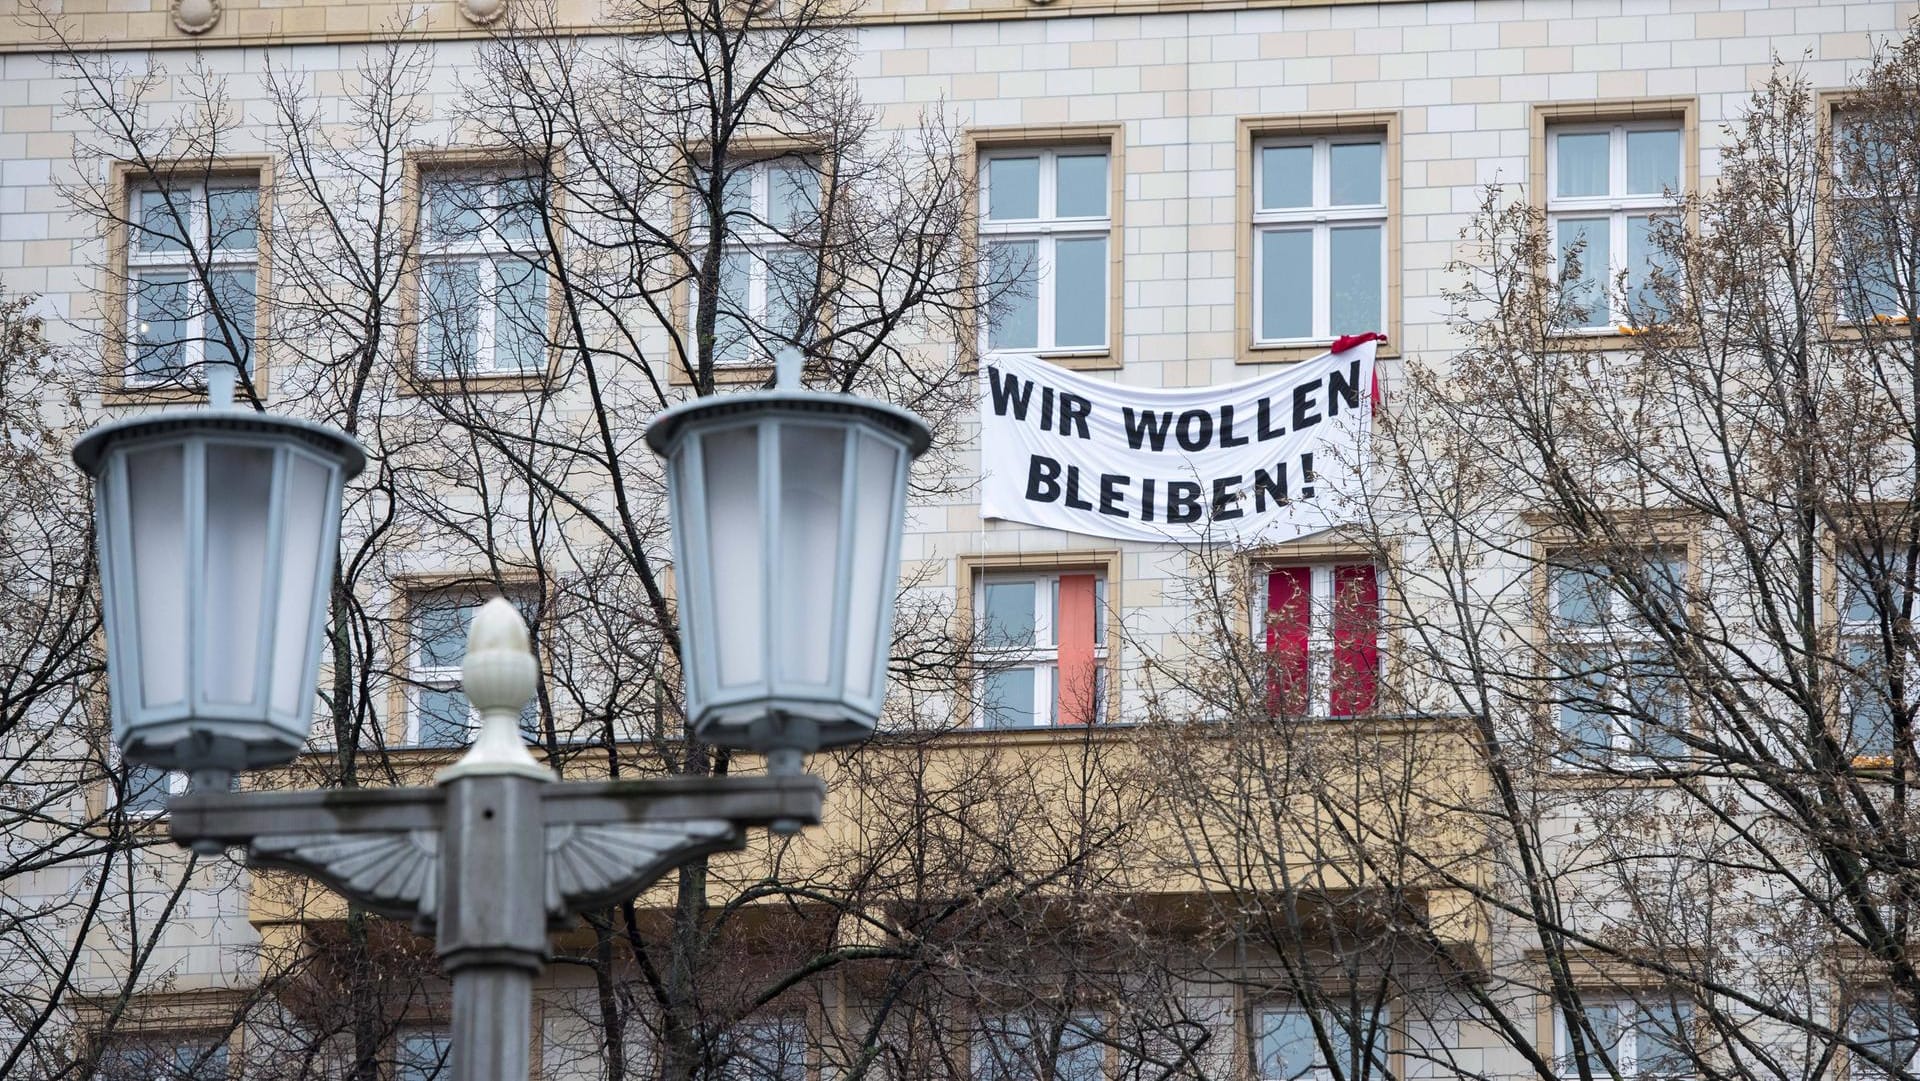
[270,455,331,716]
[126,445,188,708]
[702,426,765,688]
[842,433,900,701]
[776,424,845,686]
[203,443,276,705]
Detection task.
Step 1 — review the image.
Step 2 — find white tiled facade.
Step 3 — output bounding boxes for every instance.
[1,0,1914,1077]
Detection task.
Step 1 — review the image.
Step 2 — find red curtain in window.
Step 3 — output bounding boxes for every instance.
[1266,567,1311,716]
[1330,564,1379,717]
[1056,574,1099,726]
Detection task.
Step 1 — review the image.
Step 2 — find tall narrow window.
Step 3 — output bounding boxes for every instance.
[126,179,259,385]
[405,592,540,747]
[972,1013,1105,1081]
[419,170,548,376]
[1252,136,1386,344]
[1261,562,1380,718]
[1836,546,1907,760]
[1831,116,1918,325]
[692,156,822,367]
[974,570,1108,728]
[1547,555,1687,767]
[1555,998,1695,1081]
[979,148,1112,356]
[1546,122,1682,330]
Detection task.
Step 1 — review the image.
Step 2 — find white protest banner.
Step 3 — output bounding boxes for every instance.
[978,337,1377,545]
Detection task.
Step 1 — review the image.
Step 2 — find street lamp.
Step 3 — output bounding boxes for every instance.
[71,354,929,1081]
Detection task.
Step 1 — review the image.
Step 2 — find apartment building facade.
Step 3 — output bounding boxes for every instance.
[0,0,1915,1079]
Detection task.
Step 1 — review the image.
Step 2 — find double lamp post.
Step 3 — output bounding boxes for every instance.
[71,353,931,1081]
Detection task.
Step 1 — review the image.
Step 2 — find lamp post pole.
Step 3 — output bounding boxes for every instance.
[167,599,825,1081]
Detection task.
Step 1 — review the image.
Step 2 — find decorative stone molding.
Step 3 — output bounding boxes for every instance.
[170,0,220,33]
[459,0,507,24]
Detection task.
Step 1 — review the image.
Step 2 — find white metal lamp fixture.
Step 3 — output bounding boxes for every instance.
[645,349,931,766]
[72,369,366,788]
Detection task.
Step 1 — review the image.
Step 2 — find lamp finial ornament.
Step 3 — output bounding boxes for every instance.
[439,597,553,783]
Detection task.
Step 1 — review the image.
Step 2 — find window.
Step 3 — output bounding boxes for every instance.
[1254,1007,1383,1081]
[973,1013,1105,1081]
[125,179,259,385]
[979,147,1111,355]
[693,156,821,367]
[974,570,1107,728]
[1252,136,1386,345]
[1836,547,1908,760]
[1555,999,1694,1081]
[1850,995,1920,1081]
[395,1029,450,1081]
[1546,122,1682,330]
[419,170,548,376]
[1831,115,1917,325]
[1261,563,1380,718]
[97,1036,230,1080]
[406,593,540,747]
[717,1016,807,1081]
[1548,556,1687,767]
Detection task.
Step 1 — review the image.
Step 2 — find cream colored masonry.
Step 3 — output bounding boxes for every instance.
[0,0,1909,1062]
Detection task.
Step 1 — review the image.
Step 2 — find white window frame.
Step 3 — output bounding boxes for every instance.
[1552,998,1694,1081]
[404,592,541,747]
[418,170,548,376]
[1544,121,1683,332]
[1253,1006,1380,1081]
[690,156,822,367]
[977,146,1113,357]
[972,570,1108,729]
[1547,554,1686,767]
[125,179,259,386]
[1251,135,1388,346]
[1256,562,1383,719]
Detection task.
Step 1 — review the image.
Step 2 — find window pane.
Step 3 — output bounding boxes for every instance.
[1625,650,1685,760]
[396,1031,450,1081]
[1565,1003,1622,1076]
[1625,215,1670,324]
[1841,553,1882,624]
[982,580,1037,647]
[205,269,256,373]
[494,258,547,372]
[416,687,472,746]
[137,189,189,253]
[495,176,541,241]
[1555,132,1610,198]
[207,186,258,251]
[427,175,487,242]
[714,250,753,364]
[1556,217,1611,328]
[131,270,190,379]
[766,248,816,346]
[1328,224,1382,336]
[720,1018,806,1081]
[1846,639,1895,756]
[1056,153,1108,217]
[1056,1017,1105,1081]
[987,240,1038,351]
[123,763,172,814]
[1256,1010,1316,1081]
[1556,656,1613,762]
[1636,1003,1694,1080]
[1053,236,1107,348]
[423,260,482,374]
[768,161,818,233]
[415,602,472,667]
[1627,128,1680,195]
[981,668,1036,728]
[987,156,1040,221]
[1260,145,1312,210]
[1330,141,1382,206]
[1552,565,1608,626]
[1259,229,1312,340]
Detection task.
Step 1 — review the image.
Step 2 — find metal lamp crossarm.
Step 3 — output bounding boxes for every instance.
[166,600,825,1081]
